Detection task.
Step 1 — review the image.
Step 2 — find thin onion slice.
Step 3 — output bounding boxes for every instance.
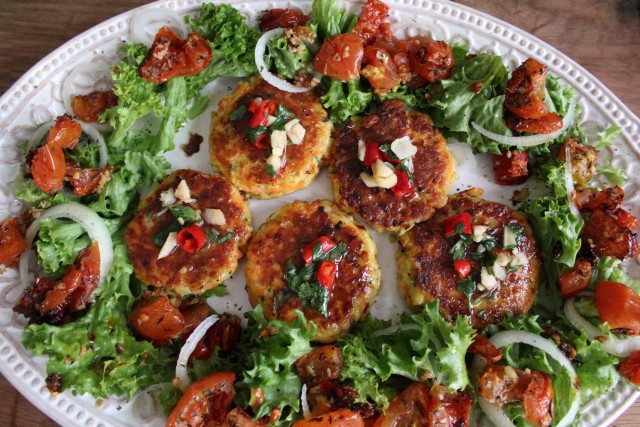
[129,7,188,46]
[255,29,313,93]
[25,120,108,168]
[563,145,581,218]
[471,100,576,148]
[175,314,219,391]
[19,202,113,290]
[475,330,580,427]
[61,61,113,130]
[564,294,640,357]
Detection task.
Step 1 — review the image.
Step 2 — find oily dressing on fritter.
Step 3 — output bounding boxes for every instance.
[397,188,541,328]
[125,169,252,297]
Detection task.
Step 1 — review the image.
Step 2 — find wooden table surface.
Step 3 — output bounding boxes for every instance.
[0,0,638,426]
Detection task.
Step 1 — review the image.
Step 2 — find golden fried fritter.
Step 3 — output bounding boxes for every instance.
[245,199,380,343]
[397,188,541,328]
[209,77,332,199]
[125,169,252,297]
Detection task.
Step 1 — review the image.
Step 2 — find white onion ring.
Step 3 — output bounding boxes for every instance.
[471,100,576,148]
[255,28,313,93]
[129,7,188,46]
[19,202,114,290]
[475,330,580,427]
[175,314,219,391]
[564,294,640,357]
[61,61,113,132]
[24,121,55,154]
[563,145,581,218]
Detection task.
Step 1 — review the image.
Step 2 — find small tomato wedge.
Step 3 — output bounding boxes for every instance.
[391,170,413,198]
[292,408,365,427]
[493,148,529,185]
[352,0,390,46]
[558,259,592,298]
[313,33,364,81]
[139,26,186,84]
[453,259,472,279]
[130,296,185,343]
[619,350,640,386]
[71,90,118,123]
[47,114,82,149]
[363,142,383,167]
[317,261,337,291]
[167,371,236,427]
[361,46,401,94]
[595,281,640,332]
[31,143,66,194]
[522,371,554,427]
[468,334,503,363]
[0,216,27,268]
[182,32,213,76]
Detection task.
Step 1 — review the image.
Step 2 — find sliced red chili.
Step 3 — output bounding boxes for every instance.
[391,170,413,197]
[317,261,337,291]
[253,132,270,150]
[177,223,207,254]
[363,142,383,167]
[249,100,277,129]
[453,259,472,279]
[443,212,472,237]
[302,236,337,265]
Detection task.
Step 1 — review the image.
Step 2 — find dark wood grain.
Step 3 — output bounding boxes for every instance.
[0,1,638,426]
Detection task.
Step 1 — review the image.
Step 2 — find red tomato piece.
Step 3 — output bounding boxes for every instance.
[407,37,454,83]
[443,212,472,236]
[373,382,430,427]
[352,0,390,46]
[259,8,309,31]
[361,46,402,94]
[558,260,592,298]
[595,281,640,332]
[249,100,277,129]
[47,114,82,149]
[317,261,337,291]
[167,371,236,427]
[302,236,337,265]
[468,335,503,363]
[453,259,472,279]
[391,170,413,198]
[293,409,365,427]
[619,350,640,386]
[504,58,548,120]
[177,223,208,254]
[581,186,624,212]
[65,165,115,197]
[582,209,638,260]
[616,209,639,231]
[505,111,563,135]
[0,216,27,268]
[313,33,364,81]
[31,142,66,194]
[253,132,270,150]
[363,142,383,166]
[522,371,554,427]
[130,296,185,343]
[71,90,118,123]
[493,148,529,185]
[139,27,212,84]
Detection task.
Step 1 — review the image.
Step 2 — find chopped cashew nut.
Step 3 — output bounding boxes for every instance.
[266,153,283,172]
[472,225,488,242]
[357,139,366,162]
[286,122,306,145]
[284,119,300,132]
[360,172,378,188]
[373,159,394,178]
[175,180,195,203]
[159,188,176,207]
[265,115,277,126]
[158,232,178,259]
[390,136,417,160]
[271,130,287,156]
[481,267,499,290]
[503,226,517,248]
[204,209,226,226]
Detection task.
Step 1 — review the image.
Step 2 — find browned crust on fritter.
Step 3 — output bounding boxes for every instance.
[125,169,252,297]
[397,188,541,328]
[244,200,380,343]
[209,77,332,199]
[328,100,455,234]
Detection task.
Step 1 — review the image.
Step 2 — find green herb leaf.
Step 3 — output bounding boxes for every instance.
[245,125,268,143]
[152,222,182,247]
[170,205,199,224]
[270,103,294,131]
[216,232,235,244]
[230,104,247,121]
[265,164,278,177]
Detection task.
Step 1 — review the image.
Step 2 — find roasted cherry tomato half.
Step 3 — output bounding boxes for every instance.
[493,148,529,185]
[595,281,640,332]
[558,259,592,298]
[313,33,364,81]
[352,0,390,46]
[620,350,640,386]
[130,296,185,343]
[0,216,27,268]
[167,371,236,427]
[259,8,308,31]
[71,90,118,123]
[292,408,365,427]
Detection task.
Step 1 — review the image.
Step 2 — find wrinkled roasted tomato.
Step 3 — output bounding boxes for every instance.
[313,33,364,81]
[259,8,308,31]
[130,296,185,343]
[0,216,27,268]
[167,371,236,427]
[71,90,118,123]
[595,281,640,332]
[352,0,390,46]
[139,26,212,84]
[407,36,454,83]
[492,148,529,185]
